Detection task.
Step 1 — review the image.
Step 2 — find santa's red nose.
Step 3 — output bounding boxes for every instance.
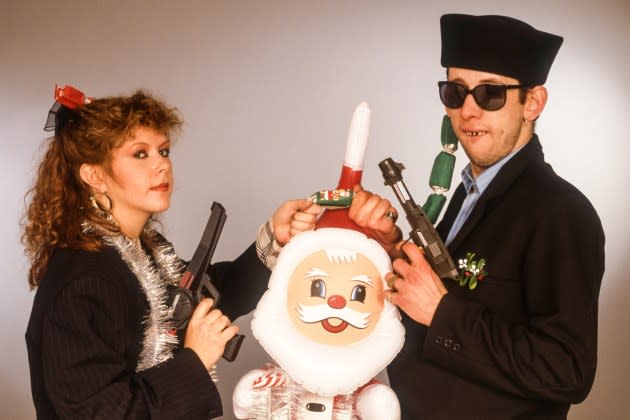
[327,295,346,309]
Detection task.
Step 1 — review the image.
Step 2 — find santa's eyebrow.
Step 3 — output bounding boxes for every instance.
[351,274,373,286]
[305,268,328,278]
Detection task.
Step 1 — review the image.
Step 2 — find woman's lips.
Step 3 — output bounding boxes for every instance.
[150,183,169,192]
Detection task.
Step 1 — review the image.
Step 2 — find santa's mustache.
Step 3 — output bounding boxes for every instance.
[297,303,372,329]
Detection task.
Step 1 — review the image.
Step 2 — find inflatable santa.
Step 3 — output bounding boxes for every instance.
[232,103,405,419]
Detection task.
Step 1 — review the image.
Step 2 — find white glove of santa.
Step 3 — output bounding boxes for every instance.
[233,368,287,419]
[356,383,401,420]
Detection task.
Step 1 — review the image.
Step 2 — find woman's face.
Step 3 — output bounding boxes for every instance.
[103,126,173,232]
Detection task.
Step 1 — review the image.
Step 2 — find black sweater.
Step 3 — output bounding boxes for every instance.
[26,242,269,419]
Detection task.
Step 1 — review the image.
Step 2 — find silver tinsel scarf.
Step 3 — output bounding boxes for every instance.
[84,221,185,372]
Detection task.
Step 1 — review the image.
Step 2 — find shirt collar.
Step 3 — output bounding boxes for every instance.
[461,145,525,196]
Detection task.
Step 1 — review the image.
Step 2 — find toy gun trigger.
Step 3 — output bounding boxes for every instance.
[195,272,221,309]
[195,271,244,362]
[167,273,221,333]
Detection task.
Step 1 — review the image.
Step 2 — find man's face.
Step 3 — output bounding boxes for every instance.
[446,67,531,178]
[286,249,385,346]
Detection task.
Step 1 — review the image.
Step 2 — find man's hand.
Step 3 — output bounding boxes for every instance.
[272,199,322,245]
[348,185,403,257]
[385,242,447,326]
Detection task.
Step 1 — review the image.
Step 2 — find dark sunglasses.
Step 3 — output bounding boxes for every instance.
[438,81,528,111]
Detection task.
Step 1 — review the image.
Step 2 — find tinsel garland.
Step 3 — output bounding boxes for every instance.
[83,221,184,372]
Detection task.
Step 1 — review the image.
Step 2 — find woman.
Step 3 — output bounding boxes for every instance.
[22,88,319,419]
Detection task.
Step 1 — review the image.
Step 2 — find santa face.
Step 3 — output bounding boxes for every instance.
[287,249,384,346]
[252,228,405,396]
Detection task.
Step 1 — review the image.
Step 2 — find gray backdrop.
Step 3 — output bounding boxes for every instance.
[2,0,628,418]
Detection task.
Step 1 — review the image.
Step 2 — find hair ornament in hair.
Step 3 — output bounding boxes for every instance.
[44,84,94,135]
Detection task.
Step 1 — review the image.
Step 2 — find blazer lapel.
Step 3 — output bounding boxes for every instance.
[437,183,466,239]
[444,135,545,253]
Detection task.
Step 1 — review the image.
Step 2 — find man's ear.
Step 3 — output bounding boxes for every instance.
[79,163,106,193]
[524,85,548,122]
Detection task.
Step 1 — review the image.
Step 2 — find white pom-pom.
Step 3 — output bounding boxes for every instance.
[356,383,401,420]
[233,369,266,419]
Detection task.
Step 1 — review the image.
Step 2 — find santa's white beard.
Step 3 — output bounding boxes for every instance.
[252,292,405,396]
[297,302,372,329]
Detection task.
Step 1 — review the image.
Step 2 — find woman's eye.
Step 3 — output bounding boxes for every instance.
[350,285,366,303]
[310,279,326,298]
[159,148,170,158]
[133,150,148,159]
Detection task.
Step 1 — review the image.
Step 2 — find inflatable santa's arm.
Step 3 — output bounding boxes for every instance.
[233,369,265,419]
[356,383,401,420]
[233,368,287,419]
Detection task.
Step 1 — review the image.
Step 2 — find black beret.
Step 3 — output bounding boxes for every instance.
[440,14,563,85]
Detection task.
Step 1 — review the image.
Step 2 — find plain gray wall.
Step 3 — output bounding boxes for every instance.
[2,0,628,418]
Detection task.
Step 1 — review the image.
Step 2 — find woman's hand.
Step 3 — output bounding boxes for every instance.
[183,298,239,369]
[272,199,322,245]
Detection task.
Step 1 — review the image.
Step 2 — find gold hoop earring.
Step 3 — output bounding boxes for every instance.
[523,118,530,127]
[90,192,114,223]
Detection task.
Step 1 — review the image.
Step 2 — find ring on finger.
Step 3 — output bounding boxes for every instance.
[386,274,399,290]
[385,209,398,222]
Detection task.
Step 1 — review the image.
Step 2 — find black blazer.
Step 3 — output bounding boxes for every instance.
[388,136,605,420]
[26,242,269,419]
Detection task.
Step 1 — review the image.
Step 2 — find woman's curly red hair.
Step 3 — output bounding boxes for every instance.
[22,90,182,288]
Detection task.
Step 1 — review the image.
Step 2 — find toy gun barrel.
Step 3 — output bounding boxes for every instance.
[178,202,226,297]
[379,158,459,280]
[169,201,244,361]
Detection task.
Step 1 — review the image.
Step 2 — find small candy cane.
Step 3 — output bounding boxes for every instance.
[252,371,286,389]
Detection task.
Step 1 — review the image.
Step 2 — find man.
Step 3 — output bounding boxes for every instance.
[351,13,606,419]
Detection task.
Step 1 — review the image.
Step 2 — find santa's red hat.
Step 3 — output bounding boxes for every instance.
[315,102,374,238]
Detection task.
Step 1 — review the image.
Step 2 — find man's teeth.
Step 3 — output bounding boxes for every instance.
[466,131,486,136]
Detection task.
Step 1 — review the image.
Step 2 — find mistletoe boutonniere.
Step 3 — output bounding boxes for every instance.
[457,252,487,290]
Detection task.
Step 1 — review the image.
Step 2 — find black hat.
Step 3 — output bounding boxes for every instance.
[440,14,563,85]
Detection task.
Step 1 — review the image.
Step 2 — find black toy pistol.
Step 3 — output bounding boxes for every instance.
[379,158,459,280]
[168,201,244,362]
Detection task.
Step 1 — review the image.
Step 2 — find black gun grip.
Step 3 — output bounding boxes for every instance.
[223,335,245,362]
[198,273,244,362]
[168,275,244,362]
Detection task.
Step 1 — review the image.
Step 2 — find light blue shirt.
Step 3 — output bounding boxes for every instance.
[445,146,523,246]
